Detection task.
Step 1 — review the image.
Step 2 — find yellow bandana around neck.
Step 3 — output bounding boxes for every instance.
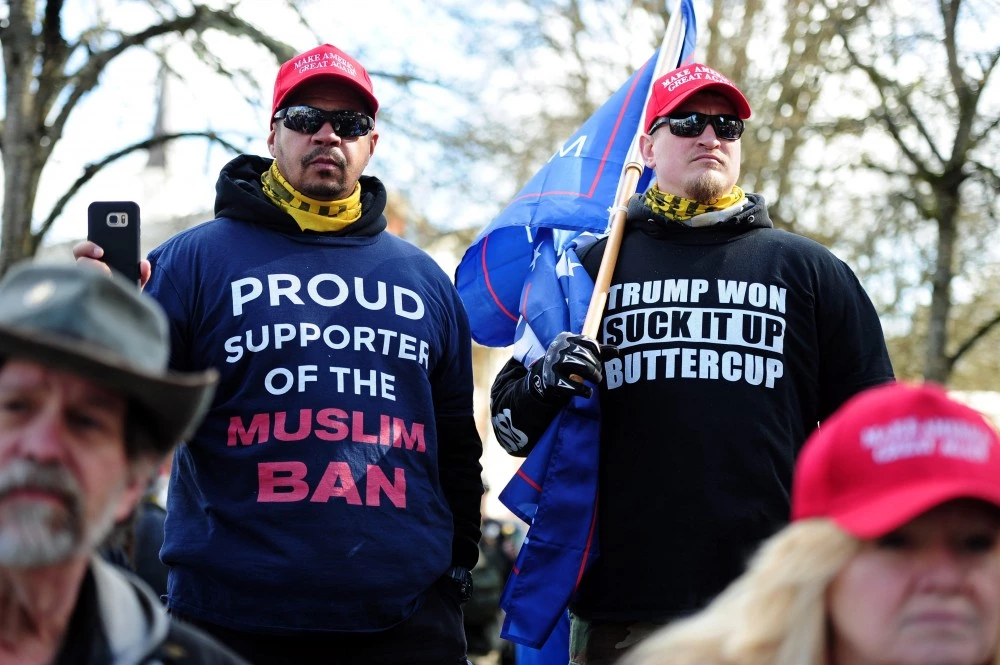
[644,183,744,222]
[261,162,362,232]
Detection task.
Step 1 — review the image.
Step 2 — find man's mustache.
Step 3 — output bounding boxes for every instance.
[301,148,346,169]
[0,459,81,514]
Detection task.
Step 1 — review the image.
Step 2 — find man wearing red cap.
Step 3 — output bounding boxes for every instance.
[490,63,894,664]
[76,44,483,664]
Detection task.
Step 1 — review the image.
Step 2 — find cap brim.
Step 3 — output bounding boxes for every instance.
[831,479,1000,539]
[0,326,217,454]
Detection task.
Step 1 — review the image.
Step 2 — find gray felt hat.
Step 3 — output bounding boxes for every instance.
[0,262,218,454]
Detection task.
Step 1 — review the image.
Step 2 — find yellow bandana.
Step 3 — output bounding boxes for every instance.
[644,184,745,222]
[261,162,362,232]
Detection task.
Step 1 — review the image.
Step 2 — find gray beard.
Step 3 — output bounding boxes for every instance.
[0,460,121,568]
[0,500,79,567]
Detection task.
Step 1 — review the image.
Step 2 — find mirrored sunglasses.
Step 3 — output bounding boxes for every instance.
[273,106,375,137]
[649,112,745,141]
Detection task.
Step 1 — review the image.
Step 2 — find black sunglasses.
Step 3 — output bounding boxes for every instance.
[649,112,745,141]
[273,106,374,137]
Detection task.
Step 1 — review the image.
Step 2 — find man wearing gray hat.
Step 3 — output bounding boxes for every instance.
[0,263,246,664]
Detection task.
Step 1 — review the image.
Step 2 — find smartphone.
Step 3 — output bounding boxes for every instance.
[87,201,141,284]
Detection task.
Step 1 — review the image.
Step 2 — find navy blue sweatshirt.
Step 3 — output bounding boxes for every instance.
[147,155,483,633]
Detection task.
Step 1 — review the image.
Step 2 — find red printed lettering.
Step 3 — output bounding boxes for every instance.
[380,414,392,446]
[228,413,270,446]
[228,410,426,452]
[256,461,408,508]
[393,418,425,452]
[310,462,363,504]
[275,410,311,441]
[352,411,378,444]
[258,462,309,502]
[315,408,349,441]
[366,465,406,508]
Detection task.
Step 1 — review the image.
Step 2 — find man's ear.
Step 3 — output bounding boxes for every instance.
[112,458,157,523]
[639,134,656,168]
[267,124,277,157]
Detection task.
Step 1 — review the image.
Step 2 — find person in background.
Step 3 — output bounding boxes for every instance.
[620,381,1000,665]
[489,62,894,665]
[76,42,482,665]
[0,263,245,664]
[131,456,171,599]
[464,479,506,660]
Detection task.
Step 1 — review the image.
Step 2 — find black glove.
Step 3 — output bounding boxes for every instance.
[527,332,617,401]
[444,566,473,603]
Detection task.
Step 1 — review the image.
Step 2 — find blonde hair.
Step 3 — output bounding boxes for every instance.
[618,519,856,665]
[619,518,1000,665]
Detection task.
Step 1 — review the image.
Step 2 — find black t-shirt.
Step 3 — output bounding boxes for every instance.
[491,194,894,621]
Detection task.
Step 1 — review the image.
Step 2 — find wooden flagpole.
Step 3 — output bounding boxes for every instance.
[580,0,691,339]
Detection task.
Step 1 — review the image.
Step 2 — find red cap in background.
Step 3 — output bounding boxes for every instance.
[792,381,1000,538]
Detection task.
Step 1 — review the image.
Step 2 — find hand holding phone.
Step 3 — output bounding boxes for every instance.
[87,201,141,284]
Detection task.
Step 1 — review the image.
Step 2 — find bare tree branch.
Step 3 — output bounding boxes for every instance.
[841,38,939,179]
[949,309,1000,370]
[33,131,246,247]
[970,160,1000,189]
[48,8,297,149]
[940,0,966,107]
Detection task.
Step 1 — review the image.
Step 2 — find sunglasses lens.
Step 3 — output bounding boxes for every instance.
[714,116,744,140]
[667,113,707,137]
[281,107,324,134]
[278,107,373,137]
[332,112,371,137]
[665,113,744,140]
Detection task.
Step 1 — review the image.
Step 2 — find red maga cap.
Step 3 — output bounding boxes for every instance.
[792,382,1000,538]
[271,44,378,118]
[644,63,752,134]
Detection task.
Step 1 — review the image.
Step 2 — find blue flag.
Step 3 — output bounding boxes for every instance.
[456,0,698,648]
[455,0,697,348]
[494,229,603,647]
[456,60,656,348]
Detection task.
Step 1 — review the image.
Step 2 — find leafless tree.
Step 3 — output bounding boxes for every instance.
[833,0,1000,383]
[441,0,1000,388]
[0,0,446,275]
[0,0,306,274]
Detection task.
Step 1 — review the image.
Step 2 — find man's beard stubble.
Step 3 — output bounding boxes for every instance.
[687,170,731,204]
[299,147,349,201]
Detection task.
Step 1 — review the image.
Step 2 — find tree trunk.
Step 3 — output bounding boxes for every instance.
[923,192,958,383]
[0,1,303,277]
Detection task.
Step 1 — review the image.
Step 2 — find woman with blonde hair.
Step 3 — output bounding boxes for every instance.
[620,382,1000,665]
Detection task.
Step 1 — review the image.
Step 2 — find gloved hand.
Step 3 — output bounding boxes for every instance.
[527,332,618,401]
